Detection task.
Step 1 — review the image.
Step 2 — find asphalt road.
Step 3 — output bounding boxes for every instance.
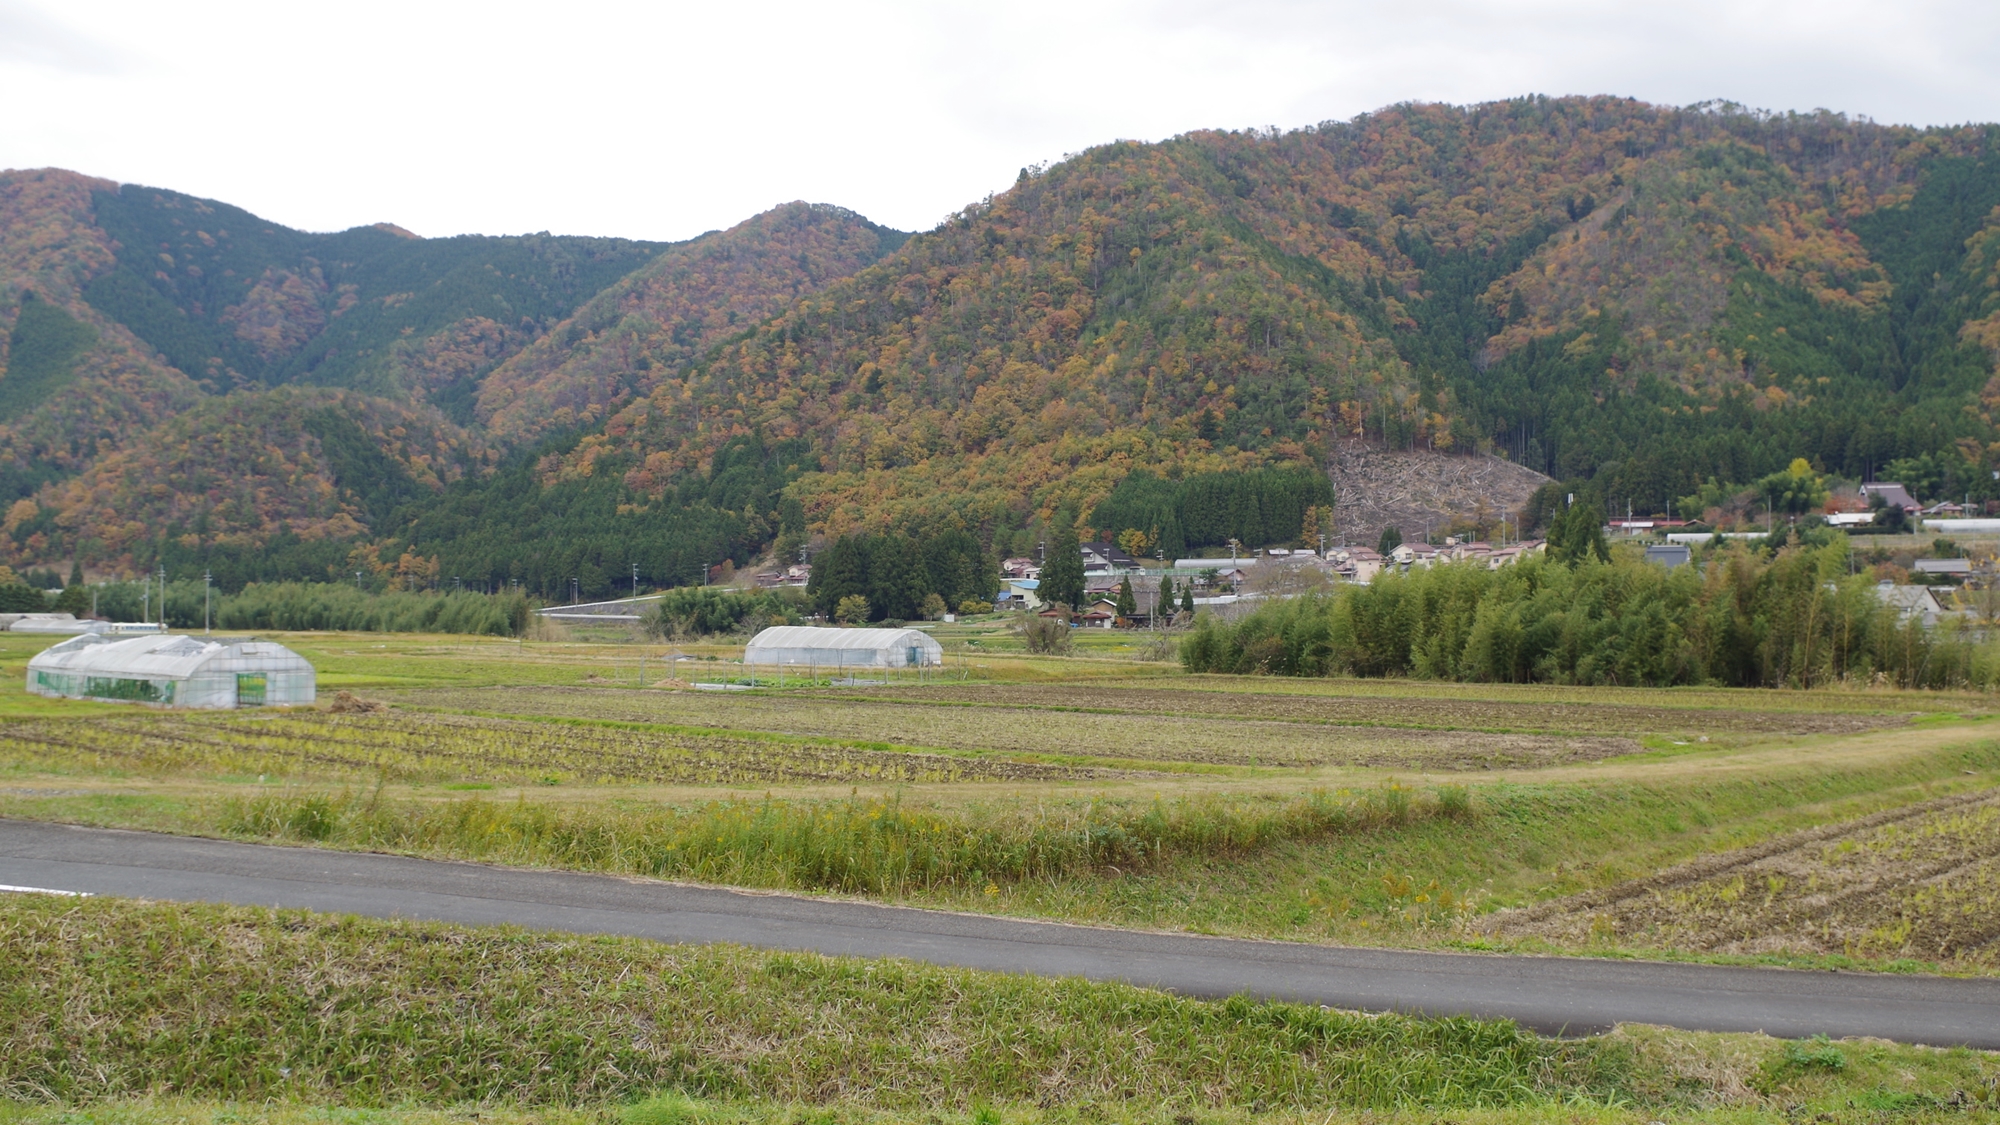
[5,818,1996,1048]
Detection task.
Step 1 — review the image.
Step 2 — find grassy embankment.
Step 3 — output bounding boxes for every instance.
[2,894,1996,1125]
[3,631,1999,971]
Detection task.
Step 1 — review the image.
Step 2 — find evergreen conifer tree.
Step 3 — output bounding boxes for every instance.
[1115,575,1137,619]
[1040,521,1085,612]
[806,536,870,617]
[1549,501,1610,566]
[1377,525,1403,555]
[1158,575,1175,619]
[1180,583,1196,615]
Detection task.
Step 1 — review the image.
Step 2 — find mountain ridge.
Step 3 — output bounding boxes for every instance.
[3,95,1999,596]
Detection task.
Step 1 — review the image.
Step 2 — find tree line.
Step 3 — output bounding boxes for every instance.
[1086,468,1337,560]
[806,529,996,623]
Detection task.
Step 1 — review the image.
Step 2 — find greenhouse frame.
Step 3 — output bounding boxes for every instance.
[743,625,943,671]
[26,633,317,709]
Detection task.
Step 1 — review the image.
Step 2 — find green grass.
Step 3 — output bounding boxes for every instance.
[4,896,1997,1123]
[0,896,1625,1110]
[5,1098,1999,1125]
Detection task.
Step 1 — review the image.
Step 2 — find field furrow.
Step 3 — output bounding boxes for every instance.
[1485,788,2000,966]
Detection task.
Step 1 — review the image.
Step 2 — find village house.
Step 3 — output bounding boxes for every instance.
[753,563,812,588]
[1878,582,1950,627]
[998,577,1042,609]
[1861,482,1922,514]
[1330,547,1384,583]
[1912,558,1973,582]
[1080,542,1140,574]
[1645,544,1692,568]
[1078,597,1122,627]
[1390,542,1442,569]
[1001,557,1041,580]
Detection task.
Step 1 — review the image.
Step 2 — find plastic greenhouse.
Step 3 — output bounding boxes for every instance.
[27,633,316,709]
[743,626,942,672]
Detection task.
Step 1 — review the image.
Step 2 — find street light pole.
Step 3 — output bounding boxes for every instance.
[203,570,211,635]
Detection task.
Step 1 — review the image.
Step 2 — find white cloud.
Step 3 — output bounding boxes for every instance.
[0,0,127,73]
[0,0,1994,241]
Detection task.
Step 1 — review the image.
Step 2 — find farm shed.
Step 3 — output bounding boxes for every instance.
[744,625,943,670]
[26,633,316,708]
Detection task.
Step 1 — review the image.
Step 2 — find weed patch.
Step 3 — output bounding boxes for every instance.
[206,784,1468,894]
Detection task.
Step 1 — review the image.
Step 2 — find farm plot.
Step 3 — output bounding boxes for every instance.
[855,683,1915,737]
[386,686,1646,770]
[1484,788,2000,968]
[0,712,1127,786]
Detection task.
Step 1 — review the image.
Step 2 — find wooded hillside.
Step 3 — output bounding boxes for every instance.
[3,96,1999,596]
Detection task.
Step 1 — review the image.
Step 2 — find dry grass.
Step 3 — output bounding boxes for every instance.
[1484,788,2000,969]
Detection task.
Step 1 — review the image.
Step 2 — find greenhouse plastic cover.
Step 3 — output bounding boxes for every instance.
[744,626,943,667]
[27,633,317,708]
[29,634,286,677]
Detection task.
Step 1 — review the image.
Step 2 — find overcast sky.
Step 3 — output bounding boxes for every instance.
[3,0,1997,243]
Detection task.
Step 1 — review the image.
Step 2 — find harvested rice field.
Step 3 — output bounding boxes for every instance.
[0,711,1132,786]
[384,685,1647,770]
[1484,788,2000,969]
[843,682,1922,736]
[5,629,2000,975]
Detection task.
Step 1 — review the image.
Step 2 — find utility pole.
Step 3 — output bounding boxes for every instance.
[157,565,166,629]
[203,570,211,635]
[632,563,639,598]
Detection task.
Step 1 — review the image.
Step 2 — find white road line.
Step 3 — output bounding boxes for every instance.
[0,884,89,896]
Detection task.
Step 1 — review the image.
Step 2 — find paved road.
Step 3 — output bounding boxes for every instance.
[4,818,1996,1047]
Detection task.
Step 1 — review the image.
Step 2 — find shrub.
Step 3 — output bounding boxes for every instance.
[642,587,806,639]
[215,583,531,636]
[0,583,48,612]
[1015,612,1073,655]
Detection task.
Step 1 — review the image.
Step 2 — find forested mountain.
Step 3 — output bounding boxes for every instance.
[560,99,2000,542]
[5,96,2000,599]
[478,202,909,442]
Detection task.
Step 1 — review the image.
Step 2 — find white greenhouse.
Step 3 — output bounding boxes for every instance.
[26,633,316,709]
[743,625,943,671]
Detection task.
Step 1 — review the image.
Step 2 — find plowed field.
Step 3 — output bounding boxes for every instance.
[1484,788,2000,967]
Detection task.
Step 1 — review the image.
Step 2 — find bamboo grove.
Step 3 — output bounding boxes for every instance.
[1182,539,1999,689]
